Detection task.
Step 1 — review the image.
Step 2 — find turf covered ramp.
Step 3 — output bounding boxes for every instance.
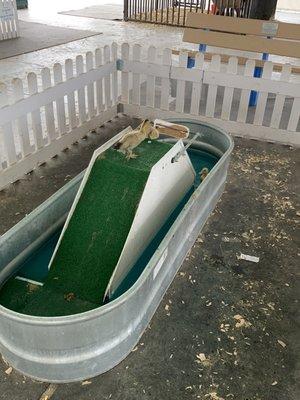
[47,140,175,305]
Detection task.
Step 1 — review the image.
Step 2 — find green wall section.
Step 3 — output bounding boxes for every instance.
[0,140,172,316]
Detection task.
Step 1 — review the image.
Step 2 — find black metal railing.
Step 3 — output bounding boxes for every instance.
[124,0,253,26]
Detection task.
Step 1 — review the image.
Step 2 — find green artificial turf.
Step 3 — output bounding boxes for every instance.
[43,140,172,305]
[0,279,38,313]
[45,142,170,304]
[21,287,98,317]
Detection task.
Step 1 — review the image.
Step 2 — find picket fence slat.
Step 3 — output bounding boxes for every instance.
[270,64,291,129]
[95,48,104,113]
[53,63,67,135]
[175,51,188,113]
[111,43,118,105]
[288,98,300,132]
[221,57,238,121]
[12,78,33,157]
[253,62,274,126]
[86,52,96,119]
[41,67,57,142]
[27,72,44,149]
[121,43,130,104]
[161,48,172,111]
[76,55,87,125]
[65,59,77,130]
[205,55,221,118]
[146,46,156,108]
[190,52,204,116]
[236,60,256,123]
[104,46,112,109]
[0,83,17,165]
[132,44,141,105]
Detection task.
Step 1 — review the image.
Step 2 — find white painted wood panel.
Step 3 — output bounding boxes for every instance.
[146,46,156,108]
[95,48,104,113]
[132,44,142,105]
[121,43,129,104]
[12,78,33,157]
[221,57,238,121]
[27,72,44,149]
[65,59,77,130]
[53,63,67,135]
[190,53,204,116]
[236,60,256,123]
[175,51,188,113]
[270,64,291,129]
[205,55,221,118]
[86,51,96,119]
[160,48,172,111]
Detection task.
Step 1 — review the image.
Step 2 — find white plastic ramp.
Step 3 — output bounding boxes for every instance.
[105,140,195,299]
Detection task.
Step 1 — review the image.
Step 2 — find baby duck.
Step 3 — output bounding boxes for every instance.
[200,167,209,182]
[114,119,159,160]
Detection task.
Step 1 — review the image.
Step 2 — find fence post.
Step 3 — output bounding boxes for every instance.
[123,0,128,20]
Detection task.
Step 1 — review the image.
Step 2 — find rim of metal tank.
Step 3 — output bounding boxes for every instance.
[0,120,234,324]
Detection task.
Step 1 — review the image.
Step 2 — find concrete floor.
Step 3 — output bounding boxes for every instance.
[0,1,300,86]
[0,115,299,400]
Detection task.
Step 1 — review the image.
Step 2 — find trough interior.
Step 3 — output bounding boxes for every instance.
[0,145,219,317]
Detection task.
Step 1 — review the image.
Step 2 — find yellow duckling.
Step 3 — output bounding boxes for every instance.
[114,119,159,160]
[200,167,209,182]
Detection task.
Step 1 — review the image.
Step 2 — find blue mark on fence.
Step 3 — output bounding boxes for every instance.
[249,52,269,107]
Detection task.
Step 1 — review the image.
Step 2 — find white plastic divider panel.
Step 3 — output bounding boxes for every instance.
[121,44,300,147]
[0,0,19,40]
[0,44,118,190]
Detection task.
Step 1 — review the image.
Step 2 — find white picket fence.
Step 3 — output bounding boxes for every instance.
[0,0,19,40]
[0,42,299,190]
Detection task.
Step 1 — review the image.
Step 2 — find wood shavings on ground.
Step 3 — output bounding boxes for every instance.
[277,340,287,348]
[4,366,12,375]
[219,323,230,333]
[233,315,252,329]
[39,384,58,400]
[238,253,259,263]
[195,353,212,367]
[81,380,92,386]
[205,392,225,400]
[196,353,206,362]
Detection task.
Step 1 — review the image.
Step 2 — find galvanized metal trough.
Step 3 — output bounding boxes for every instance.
[0,119,233,382]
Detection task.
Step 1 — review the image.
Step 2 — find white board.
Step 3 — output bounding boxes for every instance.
[105,140,195,299]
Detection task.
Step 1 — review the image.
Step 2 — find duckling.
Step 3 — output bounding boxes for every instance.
[200,167,209,182]
[114,119,159,160]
